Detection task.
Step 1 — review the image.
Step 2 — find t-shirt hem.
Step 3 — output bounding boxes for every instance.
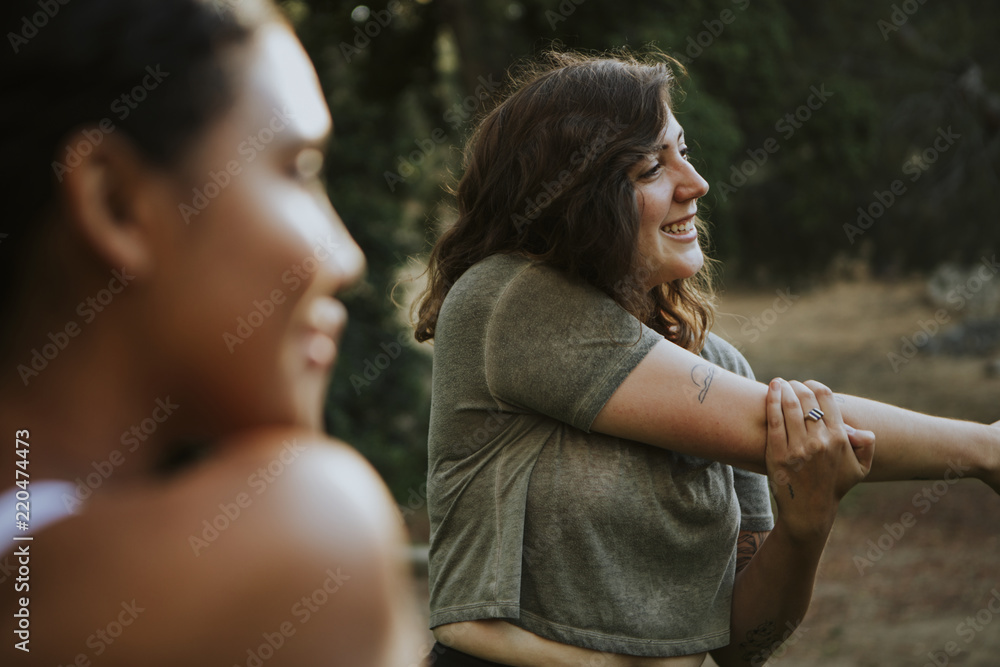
[513,610,731,658]
[429,603,520,629]
[739,514,776,532]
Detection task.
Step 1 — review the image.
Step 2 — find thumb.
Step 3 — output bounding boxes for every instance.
[845,424,876,473]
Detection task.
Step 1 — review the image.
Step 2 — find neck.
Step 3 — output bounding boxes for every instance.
[0,313,177,491]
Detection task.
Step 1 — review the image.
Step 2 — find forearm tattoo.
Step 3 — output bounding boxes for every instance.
[735,530,768,574]
[690,364,716,403]
[738,620,780,663]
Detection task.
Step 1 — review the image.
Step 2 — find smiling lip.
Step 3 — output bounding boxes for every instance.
[664,213,696,228]
[304,330,337,367]
[304,298,347,368]
[660,213,698,240]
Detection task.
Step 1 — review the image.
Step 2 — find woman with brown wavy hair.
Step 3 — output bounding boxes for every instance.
[413,50,1000,666]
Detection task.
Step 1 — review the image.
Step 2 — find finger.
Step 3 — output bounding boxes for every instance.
[786,380,820,438]
[845,425,876,451]
[803,380,844,430]
[766,378,788,463]
[805,380,875,479]
[779,379,809,445]
[847,427,876,475]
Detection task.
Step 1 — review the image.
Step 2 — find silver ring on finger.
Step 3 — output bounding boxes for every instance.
[805,408,825,423]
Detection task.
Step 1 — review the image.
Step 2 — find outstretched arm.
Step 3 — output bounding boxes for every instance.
[836,394,999,492]
[710,379,874,667]
[592,339,1000,489]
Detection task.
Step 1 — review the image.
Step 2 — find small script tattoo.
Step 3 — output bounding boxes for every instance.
[787,483,795,498]
[690,364,716,404]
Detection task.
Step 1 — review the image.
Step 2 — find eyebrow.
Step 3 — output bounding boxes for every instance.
[659,131,686,151]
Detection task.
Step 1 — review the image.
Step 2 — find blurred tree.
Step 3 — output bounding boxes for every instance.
[285,0,999,501]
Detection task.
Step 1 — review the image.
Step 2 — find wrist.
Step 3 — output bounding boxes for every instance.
[772,512,835,551]
[967,423,997,477]
[978,422,1000,492]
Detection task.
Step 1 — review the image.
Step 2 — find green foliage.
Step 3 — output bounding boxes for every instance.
[288,0,1000,499]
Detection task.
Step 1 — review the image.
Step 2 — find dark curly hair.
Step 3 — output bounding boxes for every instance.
[413,49,717,352]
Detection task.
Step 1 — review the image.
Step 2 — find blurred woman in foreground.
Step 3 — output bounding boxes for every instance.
[0,1,420,664]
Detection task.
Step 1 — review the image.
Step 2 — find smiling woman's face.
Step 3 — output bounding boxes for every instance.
[143,22,365,434]
[630,108,710,289]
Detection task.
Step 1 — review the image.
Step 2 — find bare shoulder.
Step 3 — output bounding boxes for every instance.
[4,428,420,666]
[205,427,406,550]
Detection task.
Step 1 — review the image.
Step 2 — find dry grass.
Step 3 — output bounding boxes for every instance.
[707,278,1000,666]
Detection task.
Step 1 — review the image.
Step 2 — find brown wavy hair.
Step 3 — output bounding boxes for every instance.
[412,49,717,352]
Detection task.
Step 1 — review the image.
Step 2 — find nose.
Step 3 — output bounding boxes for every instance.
[676,160,710,202]
[321,204,366,295]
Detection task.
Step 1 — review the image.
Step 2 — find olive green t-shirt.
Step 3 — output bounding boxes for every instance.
[426,253,774,658]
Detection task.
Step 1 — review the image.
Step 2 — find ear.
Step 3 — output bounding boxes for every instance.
[57,129,163,278]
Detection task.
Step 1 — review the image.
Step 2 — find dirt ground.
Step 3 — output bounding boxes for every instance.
[409,277,1000,666]
[705,278,1000,666]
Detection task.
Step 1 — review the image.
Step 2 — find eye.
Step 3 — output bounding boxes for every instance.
[640,162,662,180]
[290,147,325,181]
[679,146,691,161]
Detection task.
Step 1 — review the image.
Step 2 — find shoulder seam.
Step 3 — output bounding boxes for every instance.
[483,260,543,410]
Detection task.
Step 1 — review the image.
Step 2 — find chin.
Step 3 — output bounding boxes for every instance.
[659,261,704,285]
[675,265,703,281]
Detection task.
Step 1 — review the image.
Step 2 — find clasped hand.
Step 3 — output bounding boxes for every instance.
[765,379,876,542]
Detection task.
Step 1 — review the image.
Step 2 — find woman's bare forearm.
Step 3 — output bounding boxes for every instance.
[711,524,824,667]
[836,393,1000,486]
[595,340,1000,488]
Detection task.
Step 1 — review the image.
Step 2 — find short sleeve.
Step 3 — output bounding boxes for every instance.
[485,263,662,433]
[732,467,775,532]
[700,333,776,533]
